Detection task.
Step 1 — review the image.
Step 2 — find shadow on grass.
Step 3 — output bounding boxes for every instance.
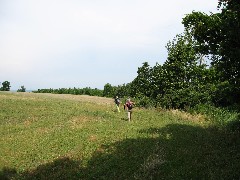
[1,124,240,179]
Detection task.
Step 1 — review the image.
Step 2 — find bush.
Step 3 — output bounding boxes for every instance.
[17,86,26,92]
[155,84,214,110]
[189,104,240,128]
[134,95,155,108]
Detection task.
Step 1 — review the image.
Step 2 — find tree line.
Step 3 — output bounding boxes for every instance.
[33,87,103,97]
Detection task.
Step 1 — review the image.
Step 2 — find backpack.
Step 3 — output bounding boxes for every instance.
[127,102,133,109]
[115,98,120,104]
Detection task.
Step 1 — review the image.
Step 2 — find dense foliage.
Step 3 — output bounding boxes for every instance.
[103,83,132,98]
[182,0,240,106]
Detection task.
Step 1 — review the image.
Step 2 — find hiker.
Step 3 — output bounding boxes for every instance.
[124,98,134,121]
[114,96,121,112]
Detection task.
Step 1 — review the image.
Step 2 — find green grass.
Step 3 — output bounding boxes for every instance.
[0,92,240,179]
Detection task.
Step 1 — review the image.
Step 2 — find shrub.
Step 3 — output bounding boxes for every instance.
[189,104,240,128]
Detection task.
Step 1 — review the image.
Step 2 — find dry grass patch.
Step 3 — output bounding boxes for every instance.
[88,135,98,142]
[1,92,114,105]
[23,119,32,127]
[69,116,94,129]
[170,109,206,124]
[30,93,113,105]
[0,92,44,101]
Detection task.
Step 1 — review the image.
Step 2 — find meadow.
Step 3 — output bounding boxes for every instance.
[0,92,239,179]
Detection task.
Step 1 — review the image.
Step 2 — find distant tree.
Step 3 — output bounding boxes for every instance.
[17,86,26,92]
[114,83,132,98]
[0,81,11,91]
[103,83,114,97]
[131,62,152,97]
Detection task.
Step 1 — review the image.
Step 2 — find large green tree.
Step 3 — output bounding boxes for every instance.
[160,32,214,109]
[182,0,240,105]
[131,62,153,98]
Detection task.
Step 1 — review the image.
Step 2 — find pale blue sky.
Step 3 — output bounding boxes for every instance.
[0,0,219,90]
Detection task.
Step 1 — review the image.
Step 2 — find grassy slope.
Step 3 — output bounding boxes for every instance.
[0,92,239,179]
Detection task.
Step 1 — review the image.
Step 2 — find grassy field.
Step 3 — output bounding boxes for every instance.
[0,92,240,179]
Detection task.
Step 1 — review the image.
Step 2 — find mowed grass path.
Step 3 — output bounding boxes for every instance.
[0,92,239,179]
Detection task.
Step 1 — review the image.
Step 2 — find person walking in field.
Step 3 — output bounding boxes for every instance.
[114,96,121,112]
[124,98,134,121]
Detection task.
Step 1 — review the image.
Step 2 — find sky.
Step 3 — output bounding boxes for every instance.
[0,0,219,90]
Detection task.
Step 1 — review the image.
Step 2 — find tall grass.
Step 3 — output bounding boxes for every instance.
[0,92,240,179]
[189,104,240,129]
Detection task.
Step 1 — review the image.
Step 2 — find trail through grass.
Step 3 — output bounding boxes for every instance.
[0,92,239,179]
